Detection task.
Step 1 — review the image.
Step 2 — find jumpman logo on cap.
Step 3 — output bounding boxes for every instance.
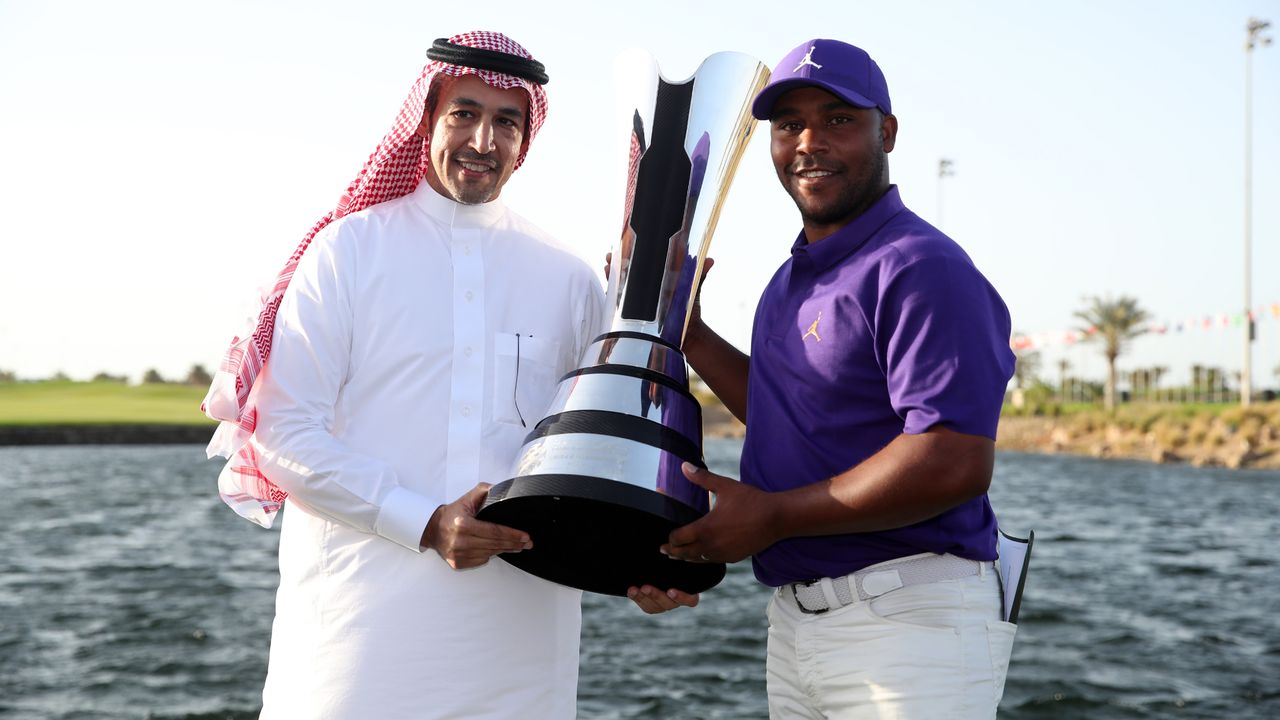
[794,46,822,72]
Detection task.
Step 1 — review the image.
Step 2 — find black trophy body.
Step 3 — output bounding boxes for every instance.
[477,51,769,596]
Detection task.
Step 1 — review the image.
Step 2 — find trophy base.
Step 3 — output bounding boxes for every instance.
[477,474,726,597]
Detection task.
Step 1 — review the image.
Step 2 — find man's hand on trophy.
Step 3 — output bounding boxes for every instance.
[423,483,533,570]
[626,584,700,614]
[684,256,714,339]
[662,462,782,564]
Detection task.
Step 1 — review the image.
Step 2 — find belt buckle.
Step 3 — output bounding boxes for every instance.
[790,579,829,615]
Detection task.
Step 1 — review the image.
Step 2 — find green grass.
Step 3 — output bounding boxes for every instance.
[0,381,215,426]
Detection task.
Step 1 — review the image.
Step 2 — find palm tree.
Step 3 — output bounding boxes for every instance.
[1127,369,1143,400]
[1151,366,1167,401]
[1012,345,1042,390]
[1074,295,1150,412]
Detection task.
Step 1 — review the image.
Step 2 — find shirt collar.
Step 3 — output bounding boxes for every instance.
[790,185,906,272]
[410,179,506,229]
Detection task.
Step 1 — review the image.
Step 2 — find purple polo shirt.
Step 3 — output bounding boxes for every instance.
[741,186,1014,587]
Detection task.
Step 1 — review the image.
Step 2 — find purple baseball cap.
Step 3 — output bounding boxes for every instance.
[751,39,892,120]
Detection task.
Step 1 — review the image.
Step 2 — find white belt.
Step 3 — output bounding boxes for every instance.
[783,553,989,615]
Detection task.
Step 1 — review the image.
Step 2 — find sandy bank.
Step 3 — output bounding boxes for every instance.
[997,411,1280,470]
[701,399,1280,471]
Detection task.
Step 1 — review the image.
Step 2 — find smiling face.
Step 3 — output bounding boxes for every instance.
[769,86,897,242]
[418,74,529,205]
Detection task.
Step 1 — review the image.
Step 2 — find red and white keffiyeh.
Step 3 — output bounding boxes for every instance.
[203,31,549,527]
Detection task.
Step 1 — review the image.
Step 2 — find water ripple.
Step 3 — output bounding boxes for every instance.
[1,445,1278,718]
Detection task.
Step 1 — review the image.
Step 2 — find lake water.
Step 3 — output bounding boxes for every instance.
[1,441,1277,719]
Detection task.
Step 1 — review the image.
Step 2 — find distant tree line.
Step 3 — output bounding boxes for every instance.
[1009,294,1280,415]
[140,364,214,385]
[0,365,214,386]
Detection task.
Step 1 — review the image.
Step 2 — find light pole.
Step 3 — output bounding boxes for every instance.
[937,158,954,229]
[1243,18,1271,407]
[1058,358,1070,404]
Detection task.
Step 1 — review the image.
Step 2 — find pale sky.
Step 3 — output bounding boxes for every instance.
[1,0,1277,390]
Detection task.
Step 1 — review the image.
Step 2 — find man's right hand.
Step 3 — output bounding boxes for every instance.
[422,483,532,569]
[626,584,700,614]
[682,256,714,349]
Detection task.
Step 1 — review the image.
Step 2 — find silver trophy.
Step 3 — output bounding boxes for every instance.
[477,51,769,596]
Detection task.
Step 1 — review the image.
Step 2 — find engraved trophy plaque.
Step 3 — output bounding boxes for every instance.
[477,51,769,596]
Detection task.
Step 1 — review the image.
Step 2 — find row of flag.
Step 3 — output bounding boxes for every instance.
[1010,302,1280,351]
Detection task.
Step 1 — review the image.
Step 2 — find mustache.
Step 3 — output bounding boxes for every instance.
[789,160,843,175]
[454,150,498,169]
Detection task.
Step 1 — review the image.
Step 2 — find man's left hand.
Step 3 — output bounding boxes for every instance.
[662,462,782,564]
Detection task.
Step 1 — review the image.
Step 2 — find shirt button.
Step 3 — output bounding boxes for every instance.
[465,290,474,302]
[463,346,473,358]
[461,404,472,417]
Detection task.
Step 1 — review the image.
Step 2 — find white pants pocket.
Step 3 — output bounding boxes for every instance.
[986,619,1017,705]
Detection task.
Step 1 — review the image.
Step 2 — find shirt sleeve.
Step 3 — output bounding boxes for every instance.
[572,264,609,367]
[877,253,1015,440]
[250,223,437,552]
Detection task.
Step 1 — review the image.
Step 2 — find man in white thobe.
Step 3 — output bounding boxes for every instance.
[204,31,604,719]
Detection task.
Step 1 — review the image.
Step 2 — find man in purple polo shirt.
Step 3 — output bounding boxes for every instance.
[627,39,1018,717]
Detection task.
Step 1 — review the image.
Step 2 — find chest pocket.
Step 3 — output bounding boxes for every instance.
[491,333,562,427]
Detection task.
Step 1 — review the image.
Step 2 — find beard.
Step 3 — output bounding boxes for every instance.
[786,149,888,227]
[450,182,497,205]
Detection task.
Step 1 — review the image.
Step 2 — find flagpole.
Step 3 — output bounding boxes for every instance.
[1243,18,1271,407]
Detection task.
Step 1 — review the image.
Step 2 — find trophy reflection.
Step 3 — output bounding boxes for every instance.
[477,51,769,596]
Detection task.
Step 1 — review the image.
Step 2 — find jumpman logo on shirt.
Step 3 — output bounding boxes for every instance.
[794,47,823,72]
[802,311,823,342]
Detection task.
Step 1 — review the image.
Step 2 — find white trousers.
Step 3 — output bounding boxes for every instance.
[766,561,1016,719]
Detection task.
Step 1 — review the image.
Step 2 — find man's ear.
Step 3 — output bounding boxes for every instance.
[880,113,898,153]
[416,75,448,141]
[880,112,901,152]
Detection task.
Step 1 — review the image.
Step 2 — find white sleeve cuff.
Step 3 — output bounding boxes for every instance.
[375,486,439,552]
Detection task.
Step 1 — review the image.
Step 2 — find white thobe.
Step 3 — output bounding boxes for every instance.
[251,181,606,719]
